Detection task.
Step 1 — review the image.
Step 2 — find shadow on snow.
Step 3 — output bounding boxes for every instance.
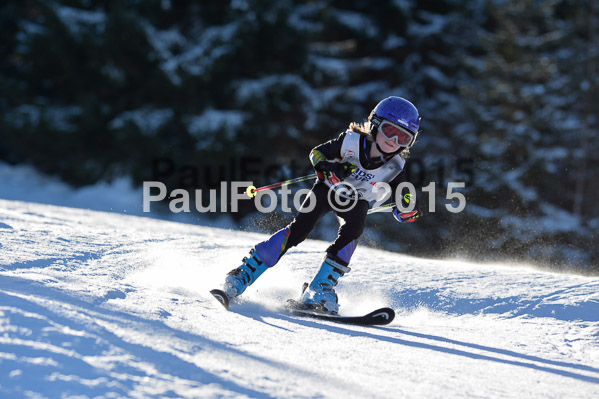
[230,298,599,386]
[0,275,303,399]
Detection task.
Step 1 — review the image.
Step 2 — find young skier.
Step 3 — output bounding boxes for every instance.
[219,96,423,314]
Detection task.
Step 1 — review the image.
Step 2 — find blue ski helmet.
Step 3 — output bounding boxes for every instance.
[370,96,420,148]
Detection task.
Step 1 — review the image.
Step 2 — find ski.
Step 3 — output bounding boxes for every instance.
[211,290,395,326]
[210,289,230,310]
[286,299,395,326]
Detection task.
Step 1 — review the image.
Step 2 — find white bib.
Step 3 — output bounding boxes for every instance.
[325,131,405,202]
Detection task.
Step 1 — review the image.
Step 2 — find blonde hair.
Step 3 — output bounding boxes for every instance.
[348,120,373,138]
[348,119,410,159]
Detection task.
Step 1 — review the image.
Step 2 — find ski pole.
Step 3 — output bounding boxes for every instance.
[367,193,414,214]
[245,174,317,198]
[246,163,359,198]
[367,203,396,214]
[246,180,407,214]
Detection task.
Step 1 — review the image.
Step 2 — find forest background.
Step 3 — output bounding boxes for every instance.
[1,0,597,273]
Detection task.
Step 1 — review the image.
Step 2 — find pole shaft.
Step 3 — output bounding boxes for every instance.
[254,174,317,192]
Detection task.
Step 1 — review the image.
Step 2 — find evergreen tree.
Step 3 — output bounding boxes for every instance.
[460,0,598,270]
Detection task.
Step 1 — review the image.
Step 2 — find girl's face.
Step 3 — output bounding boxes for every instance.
[375,131,402,153]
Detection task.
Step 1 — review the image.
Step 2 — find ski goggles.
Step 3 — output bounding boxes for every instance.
[378,120,416,147]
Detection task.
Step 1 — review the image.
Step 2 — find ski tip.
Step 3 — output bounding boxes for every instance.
[367,307,395,325]
[210,289,230,310]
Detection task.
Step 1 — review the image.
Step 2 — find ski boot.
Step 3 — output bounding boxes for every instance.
[300,255,351,315]
[223,249,268,299]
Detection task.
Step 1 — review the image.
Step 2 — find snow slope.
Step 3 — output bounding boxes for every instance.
[1,198,598,398]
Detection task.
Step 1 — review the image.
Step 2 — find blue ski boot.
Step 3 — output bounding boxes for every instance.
[223,249,268,299]
[300,255,351,314]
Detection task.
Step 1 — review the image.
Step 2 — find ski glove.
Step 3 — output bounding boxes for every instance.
[314,161,356,185]
[392,193,423,223]
[393,207,422,223]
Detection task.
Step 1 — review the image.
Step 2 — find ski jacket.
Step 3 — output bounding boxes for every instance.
[312,130,407,203]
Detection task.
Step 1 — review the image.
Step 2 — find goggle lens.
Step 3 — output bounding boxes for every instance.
[379,122,414,146]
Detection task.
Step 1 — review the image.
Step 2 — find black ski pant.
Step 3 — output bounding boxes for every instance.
[283,182,369,264]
